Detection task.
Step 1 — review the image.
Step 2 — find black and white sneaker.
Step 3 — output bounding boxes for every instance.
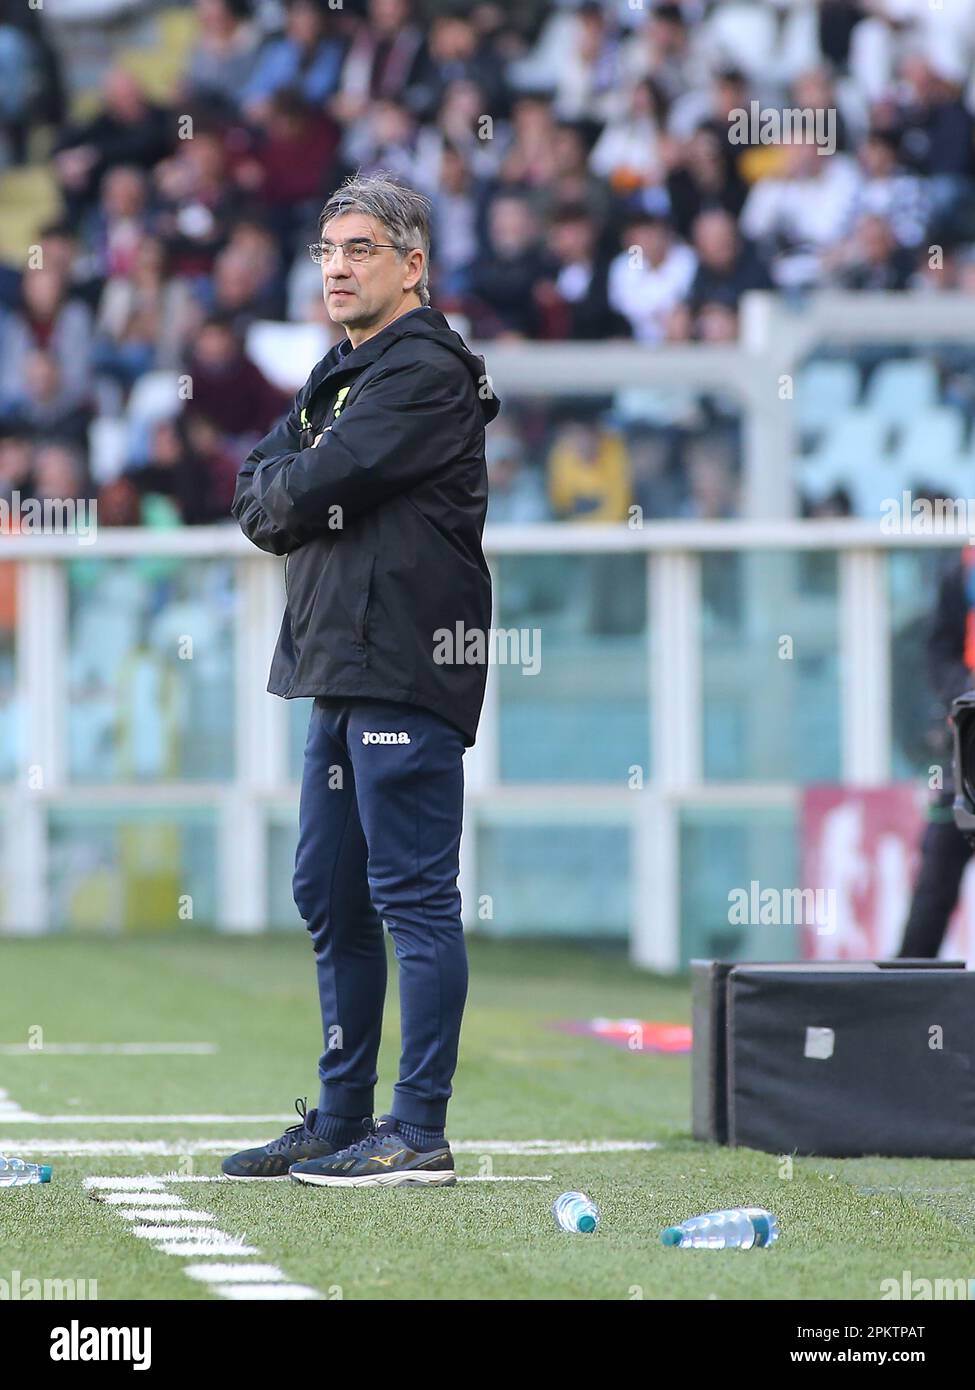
[290,1115,456,1188]
[221,1098,369,1180]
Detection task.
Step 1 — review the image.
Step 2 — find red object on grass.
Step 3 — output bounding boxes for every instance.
[550,1019,692,1052]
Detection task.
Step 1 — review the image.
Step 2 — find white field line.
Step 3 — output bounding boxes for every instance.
[164,1174,287,1184]
[153,1173,555,1184]
[7,1138,658,1157]
[459,1174,553,1182]
[160,1174,298,1184]
[132,1225,237,1241]
[4,1141,282,1156]
[83,1176,167,1190]
[184,1264,287,1283]
[100,1174,555,1185]
[0,1088,29,1117]
[0,1043,218,1056]
[211,1284,321,1300]
[88,1173,556,1184]
[0,1113,295,1125]
[157,1240,263,1258]
[455,1140,658,1155]
[100,1191,185,1205]
[88,1179,319,1299]
[185,1266,323,1299]
[80,1158,576,1300]
[117,1209,217,1222]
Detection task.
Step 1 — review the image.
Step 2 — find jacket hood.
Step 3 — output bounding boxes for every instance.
[311,306,501,424]
[392,307,501,424]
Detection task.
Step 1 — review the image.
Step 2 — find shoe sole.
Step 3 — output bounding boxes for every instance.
[289,1169,457,1188]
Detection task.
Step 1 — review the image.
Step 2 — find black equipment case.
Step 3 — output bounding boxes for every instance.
[692,959,974,1157]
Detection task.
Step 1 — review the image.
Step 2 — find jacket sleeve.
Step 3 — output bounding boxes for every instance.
[231,399,316,555]
[248,356,474,533]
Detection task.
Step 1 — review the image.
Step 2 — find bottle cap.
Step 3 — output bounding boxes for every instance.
[578,1212,597,1233]
[751,1212,773,1246]
[660,1226,683,1246]
[39,1165,53,1183]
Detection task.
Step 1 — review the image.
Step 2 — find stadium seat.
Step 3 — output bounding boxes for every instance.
[864,359,940,425]
[846,460,904,516]
[796,453,849,504]
[905,458,974,502]
[891,406,967,475]
[42,0,143,17]
[799,408,891,508]
[245,321,330,393]
[795,360,861,435]
[804,408,889,468]
[613,385,699,427]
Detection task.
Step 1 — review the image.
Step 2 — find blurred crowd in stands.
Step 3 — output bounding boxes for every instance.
[2,0,975,526]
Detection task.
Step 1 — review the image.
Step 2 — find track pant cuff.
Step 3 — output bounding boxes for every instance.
[391,1090,449,1128]
[318,1082,375,1118]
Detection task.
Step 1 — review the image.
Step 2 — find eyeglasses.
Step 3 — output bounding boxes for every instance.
[308,239,405,265]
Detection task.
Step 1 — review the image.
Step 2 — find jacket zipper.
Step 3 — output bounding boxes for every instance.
[286,418,312,604]
[355,557,375,658]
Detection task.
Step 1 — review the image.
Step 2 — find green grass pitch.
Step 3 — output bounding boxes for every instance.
[1,934,973,1300]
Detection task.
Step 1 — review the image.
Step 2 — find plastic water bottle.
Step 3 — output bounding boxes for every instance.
[661,1206,778,1249]
[0,1156,52,1188]
[552,1190,599,1233]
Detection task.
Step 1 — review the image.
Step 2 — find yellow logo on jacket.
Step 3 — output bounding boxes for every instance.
[301,387,349,441]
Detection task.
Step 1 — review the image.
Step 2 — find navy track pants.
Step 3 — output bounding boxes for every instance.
[292,698,469,1128]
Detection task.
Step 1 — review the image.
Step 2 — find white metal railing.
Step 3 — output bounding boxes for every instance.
[0,519,963,967]
[481,290,975,519]
[3,513,973,559]
[37,286,971,538]
[6,287,975,957]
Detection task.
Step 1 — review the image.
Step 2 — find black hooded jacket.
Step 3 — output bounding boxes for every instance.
[231,306,501,745]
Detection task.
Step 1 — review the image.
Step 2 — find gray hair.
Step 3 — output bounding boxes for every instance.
[318,171,432,307]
